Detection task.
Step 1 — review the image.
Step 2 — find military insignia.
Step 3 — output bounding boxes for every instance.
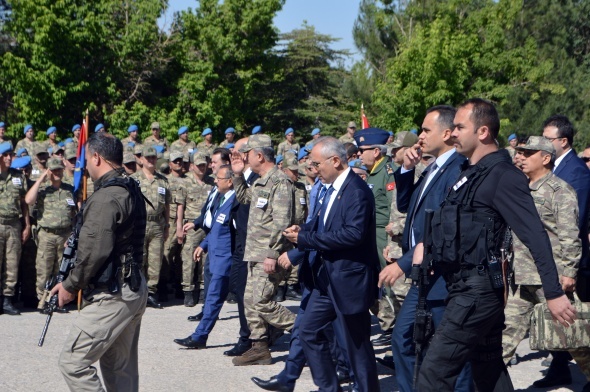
[359,137,365,142]
[386,164,394,175]
[386,182,395,191]
[453,176,468,191]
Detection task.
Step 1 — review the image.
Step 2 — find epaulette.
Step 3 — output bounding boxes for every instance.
[545,177,562,192]
[385,163,395,176]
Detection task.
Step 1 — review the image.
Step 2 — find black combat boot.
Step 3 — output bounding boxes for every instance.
[273,285,286,302]
[3,296,21,315]
[183,291,195,307]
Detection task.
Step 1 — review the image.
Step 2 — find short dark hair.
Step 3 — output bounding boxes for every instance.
[542,114,574,146]
[87,132,123,165]
[212,147,231,164]
[253,146,275,162]
[217,164,234,178]
[458,98,500,139]
[426,105,456,130]
[343,142,358,159]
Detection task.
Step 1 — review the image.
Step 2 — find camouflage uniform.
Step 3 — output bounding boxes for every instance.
[218,139,233,148]
[283,180,308,289]
[338,134,355,144]
[143,135,168,150]
[502,172,581,364]
[233,166,296,341]
[34,182,76,299]
[162,172,187,293]
[132,169,170,295]
[120,136,141,147]
[15,138,36,156]
[196,141,217,157]
[171,139,197,155]
[276,141,300,157]
[0,168,28,297]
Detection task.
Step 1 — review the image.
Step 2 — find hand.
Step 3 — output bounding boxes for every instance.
[283,225,300,243]
[403,142,423,170]
[383,245,396,264]
[230,151,245,174]
[546,294,577,328]
[194,246,204,262]
[41,168,51,180]
[378,262,404,288]
[22,225,31,244]
[263,258,277,274]
[183,222,195,233]
[384,222,394,237]
[176,231,185,245]
[278,252,292,269]
[560,276,576,292]
[49,282,76,308]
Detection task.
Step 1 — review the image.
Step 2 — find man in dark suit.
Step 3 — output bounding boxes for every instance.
[283,135,380,392]
[536,115,590,388]
[378,105,473,392]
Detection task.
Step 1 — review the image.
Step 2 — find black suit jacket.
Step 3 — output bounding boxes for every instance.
[297,170,380,315]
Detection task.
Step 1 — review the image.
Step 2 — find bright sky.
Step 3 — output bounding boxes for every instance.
[159,0,362,67]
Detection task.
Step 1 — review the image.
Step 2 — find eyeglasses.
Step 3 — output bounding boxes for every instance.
[309,156,336,169]
[544,136,564,142]
[216,176,232,180]
[582,157,590,162]
[358,146,377,153]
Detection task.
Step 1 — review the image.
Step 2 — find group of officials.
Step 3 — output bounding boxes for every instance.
[0,100,588,392]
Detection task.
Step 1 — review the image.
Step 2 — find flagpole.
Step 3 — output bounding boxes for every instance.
[82,109,89,202]
[361,103,364,128]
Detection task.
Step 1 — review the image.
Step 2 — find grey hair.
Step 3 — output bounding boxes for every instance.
[253,146,275,162]
[314,136,347,162]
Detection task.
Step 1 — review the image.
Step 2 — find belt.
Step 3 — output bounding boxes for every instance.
[443,264,488,284]
[147,215,161,222]
[0,217,19,225]
[40,226,71,235]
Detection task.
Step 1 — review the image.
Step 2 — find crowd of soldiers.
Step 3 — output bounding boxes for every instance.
[0,111,589,392]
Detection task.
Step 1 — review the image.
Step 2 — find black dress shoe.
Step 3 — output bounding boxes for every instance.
[336,370,351,384]
[174,336,206,349]
[251,376,293,392]
[532,369,572,388]
[376,355,395,370]
[224,340,252,356]
[146,295,162,309]
[285,285,302,301]
[187,311,203,321]
[371,330,393,346]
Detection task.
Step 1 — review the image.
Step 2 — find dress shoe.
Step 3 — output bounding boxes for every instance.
[376,355,395,370]
[532,368,572,388]
[173,336,206,349]
[2,296,21,315]
[371,330,392,346]
[183,291,195,307]
[232,341,272,366]
[158,291,169,303]
[226,292,237,304]
[285,285,302,301]
[187,311,203,321]
[224,340,252,356]
[146,295,162,309]
[336,370,351,384]
[251,376,293,392]
[273,286,286,302]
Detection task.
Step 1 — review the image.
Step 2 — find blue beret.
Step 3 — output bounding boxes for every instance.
[225,127,235,134]
[127,124,138,133]
[46,126,56,136]
[178,126,189,135]
[298,148,309,160]
[0,141,13,154]
[252,125,261,134]
[508,133,517,141]
[353,127,390,147]
[94,123,104,133]
[285,127,294,136]
[0,122,5,128]
[24,124,33,134]
[225,143,235,149]
[10,156,31,169]
[154,145,165,153]
[388,131,394,136]
[348,159,368,171]
[58,141,65,148]
[201,128,212,136]
[48,147,53,154]
[72,124,81,132]
[311,128,320,136]
[64,138,73,145]
[410,129,418,135]
[276,155,283,164]
[16,148,27,157]
[128,141,136,147]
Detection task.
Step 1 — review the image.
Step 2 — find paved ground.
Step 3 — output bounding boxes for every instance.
[0,298,587,391]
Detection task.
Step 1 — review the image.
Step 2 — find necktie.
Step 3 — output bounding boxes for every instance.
[313,185,328,216]
[318,186,334,233]
[411,162,438,246]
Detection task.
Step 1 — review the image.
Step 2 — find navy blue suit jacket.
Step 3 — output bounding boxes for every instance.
[395,151,465,300]
[554,150,590,269]
[296,170,380,315]
[200,192,239,277]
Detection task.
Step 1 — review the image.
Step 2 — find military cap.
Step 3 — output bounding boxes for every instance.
[151,121,160,130]
[297,148,309,161]
[202,128,212,136]
[162,151,170,161]
[72,124,81,132]
[348,159,368,171]
[0,141,13,154]
[354,127,390,147]
[285,127,294,136]
[225,143,235,149]
[10,155,31,169]
[285,155,299,170]
[65,147,77,160]
[64,138,73,145]
[239,134,272,152]
[191,152,207,165]
[158,158,169,172]
[54,145,65,154]
[128,124,138,133]
[178,126,189,135]
[94,123,105,133]
[133,144,143,155]
[225,127,235,134]
[0,122,5,128]
[24,124,33,134]
[311,128,321,136]
[123,152,136,164]
[143,145,157,157]
[252,125,262,134]
[276,155,283,164]
[47,157,65,170]
[347,121,357,128]
[410,129,418,135]
[390,131,418,149]
[169,151,184,162]
[516,136,555,155]
[16,148,27,157]
[35,145,49,155]
[46,126,56,136]
[508,133,517,141]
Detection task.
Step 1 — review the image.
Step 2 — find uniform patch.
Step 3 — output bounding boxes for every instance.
[158,186,166,195]
[216,213,226,223]
[299,197,306,205]
[66,198,75,206]
[386,182,395,191]
[256,197,268,208]
[453,176,468,191]
[12,178,22,187]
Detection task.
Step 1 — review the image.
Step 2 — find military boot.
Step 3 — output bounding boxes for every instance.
[232,340,272,366]
[3,296,21,315]
[273,285,286,302]
[183,291,195,307]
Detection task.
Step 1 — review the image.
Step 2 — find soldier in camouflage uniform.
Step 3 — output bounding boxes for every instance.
[62,146,77,185]
[132,145,170,308]
[31,145,51,182]
[170,126,197,156]
[15,124,37,156]
[24,157,76,308]
[0,122,11,147]
[122,152,137,175]
[276,128,300,157]
[143,122,168,150]
[121,124,142,147]
[218,127,236,148]
[230,134,296,366]
[338,121,357,145]
[0,142,31,315]
[196,128,217,157]
[43,126,60,153]
[502,136,587,380]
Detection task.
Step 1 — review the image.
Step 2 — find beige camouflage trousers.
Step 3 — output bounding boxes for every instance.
[244,261,296,341]
[0,220,22,296]
[181,228,206,292]
[35,228,68,299]
[143,221,164,294]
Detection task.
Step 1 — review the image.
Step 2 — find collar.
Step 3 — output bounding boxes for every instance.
[332,167,351,192]
[219,189,235,205]
[369,156,385,175]
[256,165,278,186]
[434,148,456,169]
[529,171,553,191]
[244,167,252,179]
[554,148,572,169]
[93,170,120,189]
